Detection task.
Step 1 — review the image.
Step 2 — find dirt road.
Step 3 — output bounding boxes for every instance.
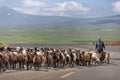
[0,44,120,80]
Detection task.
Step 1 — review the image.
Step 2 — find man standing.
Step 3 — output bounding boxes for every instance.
[95,37,105,54]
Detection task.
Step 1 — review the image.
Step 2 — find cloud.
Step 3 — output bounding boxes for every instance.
[13,0,91,17]
[22,0,48,8]
[47,2,90,12]
[112,1,120,13]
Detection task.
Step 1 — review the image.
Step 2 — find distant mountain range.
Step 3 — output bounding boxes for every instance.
[53,15,120,29]
[0,6,74,28]
[0,6,120,29]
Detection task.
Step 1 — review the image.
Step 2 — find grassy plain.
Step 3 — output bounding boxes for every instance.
[0,28,120,44]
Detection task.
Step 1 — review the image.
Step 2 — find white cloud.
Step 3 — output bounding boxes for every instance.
[112,1,120,13]
[46,2,90,12]
[13,0,91,17]
[22,0,48,8]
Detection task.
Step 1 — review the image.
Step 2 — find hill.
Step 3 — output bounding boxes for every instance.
[0,6,74,28]
[50,15,120,29]
[0,6,120,29]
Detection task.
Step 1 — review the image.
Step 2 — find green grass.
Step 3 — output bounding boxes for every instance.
[0,28,120,44]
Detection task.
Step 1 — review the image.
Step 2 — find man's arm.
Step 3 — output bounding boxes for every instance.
[102,41,105,50]
[95,42,97,50]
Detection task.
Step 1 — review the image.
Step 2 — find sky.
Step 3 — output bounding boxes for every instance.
[0,0,120,18]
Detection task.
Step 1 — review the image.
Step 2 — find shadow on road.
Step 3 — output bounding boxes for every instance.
[111,58,120,60]
[109,62,118,66]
